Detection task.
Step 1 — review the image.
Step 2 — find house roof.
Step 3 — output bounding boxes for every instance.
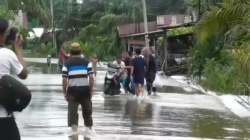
[117,14,196,38]
[117,21,158,37]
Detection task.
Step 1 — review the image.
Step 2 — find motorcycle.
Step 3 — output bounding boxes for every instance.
[103,63,122,95]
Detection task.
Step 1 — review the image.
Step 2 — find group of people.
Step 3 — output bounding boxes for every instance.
[113,47,157,98]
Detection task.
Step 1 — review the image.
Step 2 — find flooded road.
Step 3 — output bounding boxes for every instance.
[14,60,250,140]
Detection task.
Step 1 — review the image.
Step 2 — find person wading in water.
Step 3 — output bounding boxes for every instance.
[58,42,69,70]
[90,54,100,77]
[62,43,97,137]
[123,51,133,93]
[141,47,157,96]
[131,48,147,99]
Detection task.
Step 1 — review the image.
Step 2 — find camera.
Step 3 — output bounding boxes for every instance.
[5,26,19,46]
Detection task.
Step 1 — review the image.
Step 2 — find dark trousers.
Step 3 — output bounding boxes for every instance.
[67,94,93,127]
[0,117,21,140]
[124,75,131,93]
[58,59,63,69]
[146,73,156,95]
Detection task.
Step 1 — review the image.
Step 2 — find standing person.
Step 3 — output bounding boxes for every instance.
[0,18,28,140]
[58,42,68,70]
[150,48,158,95]
[62,43,96,137]
[124,51,133,93]
[142,47,157,96]
[91,54,100,77]
[131,48,147,98]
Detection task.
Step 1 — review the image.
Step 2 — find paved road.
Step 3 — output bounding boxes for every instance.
[13,60,250,140]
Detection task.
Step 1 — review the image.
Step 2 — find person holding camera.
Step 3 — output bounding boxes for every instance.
[0,18,28,140]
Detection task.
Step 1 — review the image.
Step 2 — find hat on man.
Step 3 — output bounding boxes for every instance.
[70,42,81,51]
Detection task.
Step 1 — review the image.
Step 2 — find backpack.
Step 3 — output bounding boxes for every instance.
[0,75,32,114]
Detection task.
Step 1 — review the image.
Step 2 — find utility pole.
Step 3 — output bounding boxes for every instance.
[50,0,57,55]
[198,0,201,20]
[141,0,150,47]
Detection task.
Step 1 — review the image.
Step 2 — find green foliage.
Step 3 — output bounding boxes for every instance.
[40,42,56,57]
[168,27,194,37]
[157,27,194,46]
[195,0,250,42]
[200,58,246,95]
[189,0,250,95]
[65,36,118,61]
[0,6,15,20]
[188,35,223,78]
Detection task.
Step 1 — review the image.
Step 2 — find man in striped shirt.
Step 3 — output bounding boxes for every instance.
[62,43,96,137]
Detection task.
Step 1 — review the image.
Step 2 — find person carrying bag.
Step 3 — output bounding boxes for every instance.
[0,18,31,140]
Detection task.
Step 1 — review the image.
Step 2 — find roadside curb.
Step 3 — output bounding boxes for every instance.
[170,75,250,118]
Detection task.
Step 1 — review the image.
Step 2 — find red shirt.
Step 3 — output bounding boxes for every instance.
[59,48,65,59]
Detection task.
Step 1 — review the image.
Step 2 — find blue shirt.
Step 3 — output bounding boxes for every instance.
[131,56,147,79]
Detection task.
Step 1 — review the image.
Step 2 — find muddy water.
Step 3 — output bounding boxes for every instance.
[13,61,250,140]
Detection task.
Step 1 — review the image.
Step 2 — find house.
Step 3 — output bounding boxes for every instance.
[117,14,195,52]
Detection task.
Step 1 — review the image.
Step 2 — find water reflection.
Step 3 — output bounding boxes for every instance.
[190,109,250,139]
[26,62,59,74]
[68,135,90,140]
[123,99,154,135]
[123,100,153,122]
[16,59,250,139]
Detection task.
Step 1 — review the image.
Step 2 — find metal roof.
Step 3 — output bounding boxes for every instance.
[117,14,196,38]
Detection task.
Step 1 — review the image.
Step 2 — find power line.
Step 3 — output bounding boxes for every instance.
[145,1,172,9]
[68,17,99,21]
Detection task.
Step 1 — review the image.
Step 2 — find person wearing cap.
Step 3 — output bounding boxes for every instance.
[62,43,96,137]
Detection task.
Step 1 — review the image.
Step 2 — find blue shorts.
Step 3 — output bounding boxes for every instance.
[133,77,144,85]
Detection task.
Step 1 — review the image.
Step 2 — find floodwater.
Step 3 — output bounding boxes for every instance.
[13,59,250,140]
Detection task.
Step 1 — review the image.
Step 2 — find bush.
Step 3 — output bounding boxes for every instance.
[200,58,246,95]
[65,36,119,61]
[188,35,223,78]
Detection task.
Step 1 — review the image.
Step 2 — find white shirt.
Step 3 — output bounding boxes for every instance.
[133,55,144,58]
[81,54,84,58]
[0,48,23,117]
[113,61,125,68]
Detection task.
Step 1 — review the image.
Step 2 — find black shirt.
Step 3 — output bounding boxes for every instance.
[124,58,131,75]
[146,54,157,75]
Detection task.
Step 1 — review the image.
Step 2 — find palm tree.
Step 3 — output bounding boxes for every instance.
[193,0,250,92]
[0,0,51,27]
[195,0,249,42]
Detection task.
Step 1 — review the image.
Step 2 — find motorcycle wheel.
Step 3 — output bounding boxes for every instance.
[109,88,115,96]
[103,83,109,95]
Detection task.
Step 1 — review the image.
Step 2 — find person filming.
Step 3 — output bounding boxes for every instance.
[0,18,28,140]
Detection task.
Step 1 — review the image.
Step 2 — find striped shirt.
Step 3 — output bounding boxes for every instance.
[62,57,93,94]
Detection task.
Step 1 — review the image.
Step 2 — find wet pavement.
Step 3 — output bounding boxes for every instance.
[13,60,250,140]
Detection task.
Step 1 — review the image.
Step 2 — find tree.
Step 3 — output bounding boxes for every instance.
[189,0,250,94]
[195,0,248,42]
[0,0,51,27]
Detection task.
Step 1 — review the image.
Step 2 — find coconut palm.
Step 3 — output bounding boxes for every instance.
[195,0,249,42]
[0,0,51,27]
